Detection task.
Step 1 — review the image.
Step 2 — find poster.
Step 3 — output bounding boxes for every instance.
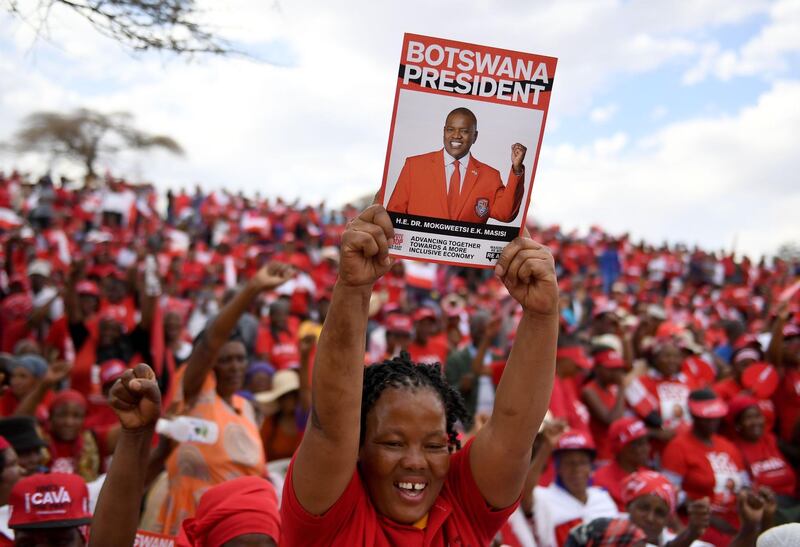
[377,33,557,268]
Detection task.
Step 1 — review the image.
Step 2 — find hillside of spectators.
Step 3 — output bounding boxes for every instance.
[0,170,798,546]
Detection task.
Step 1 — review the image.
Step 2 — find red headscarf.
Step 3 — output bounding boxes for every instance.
[49,389,88,413]
[180,476,280,546]
[622,471,676,514]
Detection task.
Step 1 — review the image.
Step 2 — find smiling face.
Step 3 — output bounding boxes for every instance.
[653,343,682,377]
[556,450,593,501]
[736,406,764,442]
[627,494,670,544]
[442,110,478,160]
[359,387,450,525]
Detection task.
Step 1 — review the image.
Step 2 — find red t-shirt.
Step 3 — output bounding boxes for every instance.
[662,431,747,528]
[281,439,517,546]
[582,380,619,461]
[734,432,797,497]
[407,337,449,367]
[713,377,776,433]
[549,376,591,436]
[256,324,300,370]
[592,460,642,511]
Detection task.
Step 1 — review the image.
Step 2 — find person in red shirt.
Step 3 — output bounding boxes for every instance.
[43,390,100,482]
[255,299,300,370]
[581,348,628,462]
[0,354,55,422]
[625,340,696,453]
[407,307,449,366]
[621,470,711,546]
[281,205,559,545]
[593,417,650,510]
[661,389,749,546]
[727,395,800,523]
[549,340,592,436]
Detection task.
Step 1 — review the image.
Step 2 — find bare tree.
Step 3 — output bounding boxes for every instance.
[9,108,184,178]
[3,0,234,56]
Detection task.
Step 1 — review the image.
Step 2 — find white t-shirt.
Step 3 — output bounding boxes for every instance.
[533,484,618,547]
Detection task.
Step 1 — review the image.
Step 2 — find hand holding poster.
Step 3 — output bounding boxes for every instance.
[377,33,557,268]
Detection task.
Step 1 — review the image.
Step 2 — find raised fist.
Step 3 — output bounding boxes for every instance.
[338,205,394,287]
[495,237,558,317]
[108,363,161,431]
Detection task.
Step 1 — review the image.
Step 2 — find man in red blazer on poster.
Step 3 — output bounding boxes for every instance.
[386,107,527,223]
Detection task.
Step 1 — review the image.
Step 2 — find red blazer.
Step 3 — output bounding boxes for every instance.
[385,150,524,223]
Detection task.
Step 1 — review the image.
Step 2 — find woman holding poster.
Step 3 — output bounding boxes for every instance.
[279,203,559,546]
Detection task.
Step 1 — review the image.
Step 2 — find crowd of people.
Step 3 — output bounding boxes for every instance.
[0,169,798,546]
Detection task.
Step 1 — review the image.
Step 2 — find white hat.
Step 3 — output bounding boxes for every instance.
[27,260,51,278]
[254,369,300,404]
[591,334,623,354]
[757,523,800,547]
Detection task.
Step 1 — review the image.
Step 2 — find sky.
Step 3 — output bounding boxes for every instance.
[1,0,798,258]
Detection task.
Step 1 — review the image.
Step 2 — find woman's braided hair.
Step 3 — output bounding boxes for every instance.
[361,352,469,451]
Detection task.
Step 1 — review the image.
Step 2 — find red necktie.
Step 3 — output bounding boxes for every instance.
[448,159,461,219]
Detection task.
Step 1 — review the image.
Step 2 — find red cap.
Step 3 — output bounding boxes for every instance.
[8,473,92,530]
[556,346,593,370]
[0,435,9,451]
[594,349,625,369]
[555,429,596,454]
[75,280,100,297]
[413,307,437,322]
[727,394,760,422]
[100,359,128,386]
[688,397,728,419]
[609,417,648,454]
[741,362,779,399]
[621,471,676,514]
[385,314,413,335]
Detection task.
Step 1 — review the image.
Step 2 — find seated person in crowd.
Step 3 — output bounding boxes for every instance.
[592,417,650,510]
[727,395,799,524]
[662,389,751,546]
[533,430,618,547]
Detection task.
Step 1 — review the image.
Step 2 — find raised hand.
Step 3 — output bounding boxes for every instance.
[541,418,568,448]
[495,237,558,317]
[686,497,711,539]
[511,143,527,175]
[338,204,394,287]
[737,488,766,528]
[108,363,161,431]
[43,360,73,387]
[251,262,294,292]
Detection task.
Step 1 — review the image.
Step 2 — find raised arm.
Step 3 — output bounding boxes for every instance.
[182,264,292,404]
[89,363,161,547]
[470,236,559,509]
[14,360,71,417]
[291,204,394,515]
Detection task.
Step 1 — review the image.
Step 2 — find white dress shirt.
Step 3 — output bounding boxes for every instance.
[443,150,470,194]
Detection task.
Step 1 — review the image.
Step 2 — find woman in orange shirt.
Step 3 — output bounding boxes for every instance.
[155,263,293,536]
